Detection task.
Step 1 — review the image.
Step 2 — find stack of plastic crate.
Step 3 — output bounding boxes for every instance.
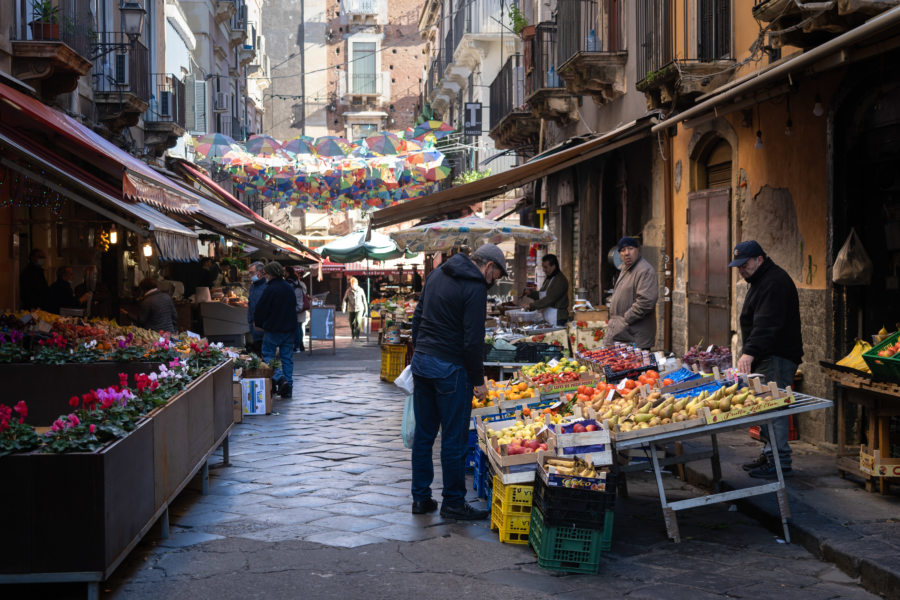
[528,471,616,573]
[489,475,533,544]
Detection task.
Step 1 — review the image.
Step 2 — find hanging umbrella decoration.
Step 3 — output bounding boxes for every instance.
[412,120,455,141]
[191,130,451,212]
[390,216,557,254]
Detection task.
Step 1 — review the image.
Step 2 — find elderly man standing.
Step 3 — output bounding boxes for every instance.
[410,244,506,520]
[606,237,658,349]
[254,262,297,399]
[246,261,266,353]
[730,240,803,479]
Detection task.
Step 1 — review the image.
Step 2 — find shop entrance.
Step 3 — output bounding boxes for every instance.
[833,80,900,353]
[687,139,732,348]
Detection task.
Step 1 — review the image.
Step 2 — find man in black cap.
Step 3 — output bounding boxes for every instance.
[730,240,803,479]
[409,244,505,520]
[606,237,658,349]
[254,261,297,398]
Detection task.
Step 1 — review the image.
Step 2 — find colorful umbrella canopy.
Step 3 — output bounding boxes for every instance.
[364,132,403,156]
[315,136,351,157]
[390,216,556,253]
[245,134,284,157]
[316,230,416,263]
[282,136,316,156]
[412,120,455,141]
[193,133,241,161]
[416,161,451,182]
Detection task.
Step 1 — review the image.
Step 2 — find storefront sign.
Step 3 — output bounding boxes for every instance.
[464,102,482,136]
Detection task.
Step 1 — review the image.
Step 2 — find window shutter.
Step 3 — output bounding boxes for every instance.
[194,80,208,133]
[184,74,195,131]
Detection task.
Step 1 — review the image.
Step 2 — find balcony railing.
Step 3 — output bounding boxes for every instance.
[636,0,673,80]
[344,0,379,15]
[426,57,446,99]
[558,0,625,64]
[91,32,150,103]
[146,74,186,128]
[12,0,93,59]
[350,72,381,95]
[526,23,561,95]
[453,5,466,56]
[697,0,732,62]
[489,54,525,131]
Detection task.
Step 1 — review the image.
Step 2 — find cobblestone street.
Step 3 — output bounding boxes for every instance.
[18,323,860,600]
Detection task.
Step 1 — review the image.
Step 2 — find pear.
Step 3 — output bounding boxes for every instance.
[725,382,739,394]
[634,413,653,423]
[674,398,688,412]
[718,396,732,412]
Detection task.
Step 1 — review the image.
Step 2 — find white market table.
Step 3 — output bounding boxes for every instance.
[613,393,833,543]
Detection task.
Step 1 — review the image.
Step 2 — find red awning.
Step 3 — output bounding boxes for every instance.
[175,160,321,263]
[0,82,202,214]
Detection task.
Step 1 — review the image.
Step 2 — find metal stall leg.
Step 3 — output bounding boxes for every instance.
[710,433,723,493]
[201,462,210,495]
[766,419,792,543]
[160,507,170,540]
[649,443,680,542]
[87,582,99,600]
[221,435,230,467]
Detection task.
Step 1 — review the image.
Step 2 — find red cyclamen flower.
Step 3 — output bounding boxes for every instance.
[69,396,80,408]
[14,401,27,418]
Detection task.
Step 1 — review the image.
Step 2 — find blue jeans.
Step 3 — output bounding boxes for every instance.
[754,355,797,467]
[262,330,294,386]
[411,353,472,506]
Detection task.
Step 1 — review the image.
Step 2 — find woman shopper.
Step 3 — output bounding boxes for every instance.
[342,276,368,340]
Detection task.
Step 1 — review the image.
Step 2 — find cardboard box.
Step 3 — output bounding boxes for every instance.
[241,378,272,415]
[573,307,609,322]
[860,444,900,478]
[232,383,243,424]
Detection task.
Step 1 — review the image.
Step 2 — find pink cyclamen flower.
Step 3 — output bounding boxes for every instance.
[89,424,96,434]
[68,414,80,426]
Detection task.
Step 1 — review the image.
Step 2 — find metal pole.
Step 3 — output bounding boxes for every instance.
[366,258,371,343]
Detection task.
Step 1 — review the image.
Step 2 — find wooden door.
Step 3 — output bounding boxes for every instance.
[687,188,731,347]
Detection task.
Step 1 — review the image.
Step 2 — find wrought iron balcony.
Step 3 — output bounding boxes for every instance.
[556,0,627,105]
[91,32,150,133]
[144,73,186,155]
[488,54,538,151]
[525,23,576,123]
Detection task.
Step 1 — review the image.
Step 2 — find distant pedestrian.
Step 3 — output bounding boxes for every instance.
[730,241,803,479]
[410,244,506,520]
[254,261,297,398]
[45,266,90,315]
[20,248,49,310]
[605,237,658,349]
[136,278,178,333]
[342,277,368,340]
[246,261,266,354]
[286,267,309,352]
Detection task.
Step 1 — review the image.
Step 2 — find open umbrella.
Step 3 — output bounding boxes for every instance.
[282,136,316,157]
[315,136,351,157]
[245,134,285,157]
[412,120,455,141]
[364,132,403,156]
[193,133,241,161]
[390,216,556,253]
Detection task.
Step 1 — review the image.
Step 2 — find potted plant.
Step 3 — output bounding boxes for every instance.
[508,4,533,39]
[30,0,61,40]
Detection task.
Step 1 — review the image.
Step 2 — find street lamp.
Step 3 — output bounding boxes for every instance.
[90,0,147,59]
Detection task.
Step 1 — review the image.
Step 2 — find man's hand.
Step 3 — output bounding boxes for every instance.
[520,298,533,308]
[737,353,754,374]
[603,316,626,346]
[474,384,487,402]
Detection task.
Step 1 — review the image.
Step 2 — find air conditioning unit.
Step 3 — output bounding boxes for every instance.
[214,92,228,112]
[158,90,172,118]
[113,53,129,88]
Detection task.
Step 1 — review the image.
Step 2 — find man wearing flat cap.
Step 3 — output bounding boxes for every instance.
[606,237,659,349]
[254,261,297,398]
[409,244,506,521]
[730,240,803,479]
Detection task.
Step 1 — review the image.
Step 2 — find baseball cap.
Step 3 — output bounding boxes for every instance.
[618,236,639,251]
[728,241,765,267]
[472,244,507,277]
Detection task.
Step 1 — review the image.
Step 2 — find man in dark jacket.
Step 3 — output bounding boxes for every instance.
[410,244,505,520]
[254,261,297,398]
[730,240,803,479]
[20,248,49,310]
[246,261,266,353]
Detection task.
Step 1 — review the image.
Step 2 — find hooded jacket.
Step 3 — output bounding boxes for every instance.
[740,257,803,367]
[254,277,298,333]
[412,253,488,387]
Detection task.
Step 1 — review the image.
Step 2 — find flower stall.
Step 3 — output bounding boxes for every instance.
[0,314,235,598]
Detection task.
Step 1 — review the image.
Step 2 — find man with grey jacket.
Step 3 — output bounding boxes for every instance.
[606,237,658,349]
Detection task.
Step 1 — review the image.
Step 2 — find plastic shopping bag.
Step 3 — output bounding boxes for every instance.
[401,393,416,449]
[394,364,414,395]
[833,228,873,286]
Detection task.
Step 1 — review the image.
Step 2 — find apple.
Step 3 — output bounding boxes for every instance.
[524,439,540,450]
[538,443,548,451]
[572,423,587,433]
[523,447,534,454]
[585,424,598,432]
[507,445,524,455]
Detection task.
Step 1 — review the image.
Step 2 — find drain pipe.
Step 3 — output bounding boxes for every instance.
[663,131,674,353]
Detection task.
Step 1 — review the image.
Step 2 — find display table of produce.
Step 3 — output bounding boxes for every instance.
[612,391,832,543]
[0,356,235,598]
[820,361,900,493]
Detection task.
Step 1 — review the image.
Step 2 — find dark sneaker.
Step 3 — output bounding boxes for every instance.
[748,463,792,479]
[411,498,438,514]
[742,454,768,471]
[280,386,293,399]
[440,502,489,520]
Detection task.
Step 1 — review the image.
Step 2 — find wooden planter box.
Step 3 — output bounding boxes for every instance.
[0,360,233,582]
[0,362,164,425]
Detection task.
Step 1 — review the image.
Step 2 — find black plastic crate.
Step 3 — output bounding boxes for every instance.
[532,471,616,530]
[538,347,565,362]
[515,342,549,363]
[486,347,518,362]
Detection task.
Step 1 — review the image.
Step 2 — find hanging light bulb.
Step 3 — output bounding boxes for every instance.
[109,224,118,245]
[813,93,825,117]
[143,242,153,257]
[226,239,233,247]
[754,130,763,149]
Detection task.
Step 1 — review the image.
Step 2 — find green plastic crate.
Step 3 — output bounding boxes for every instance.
[862,331,900,381]
[528,506,614,574]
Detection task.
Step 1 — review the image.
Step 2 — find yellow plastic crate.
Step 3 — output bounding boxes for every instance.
[491,500,530,544]
[380,344,407,382]
[492,475,533,515]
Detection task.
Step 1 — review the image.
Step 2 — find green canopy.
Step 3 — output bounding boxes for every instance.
[315,230,417,263]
